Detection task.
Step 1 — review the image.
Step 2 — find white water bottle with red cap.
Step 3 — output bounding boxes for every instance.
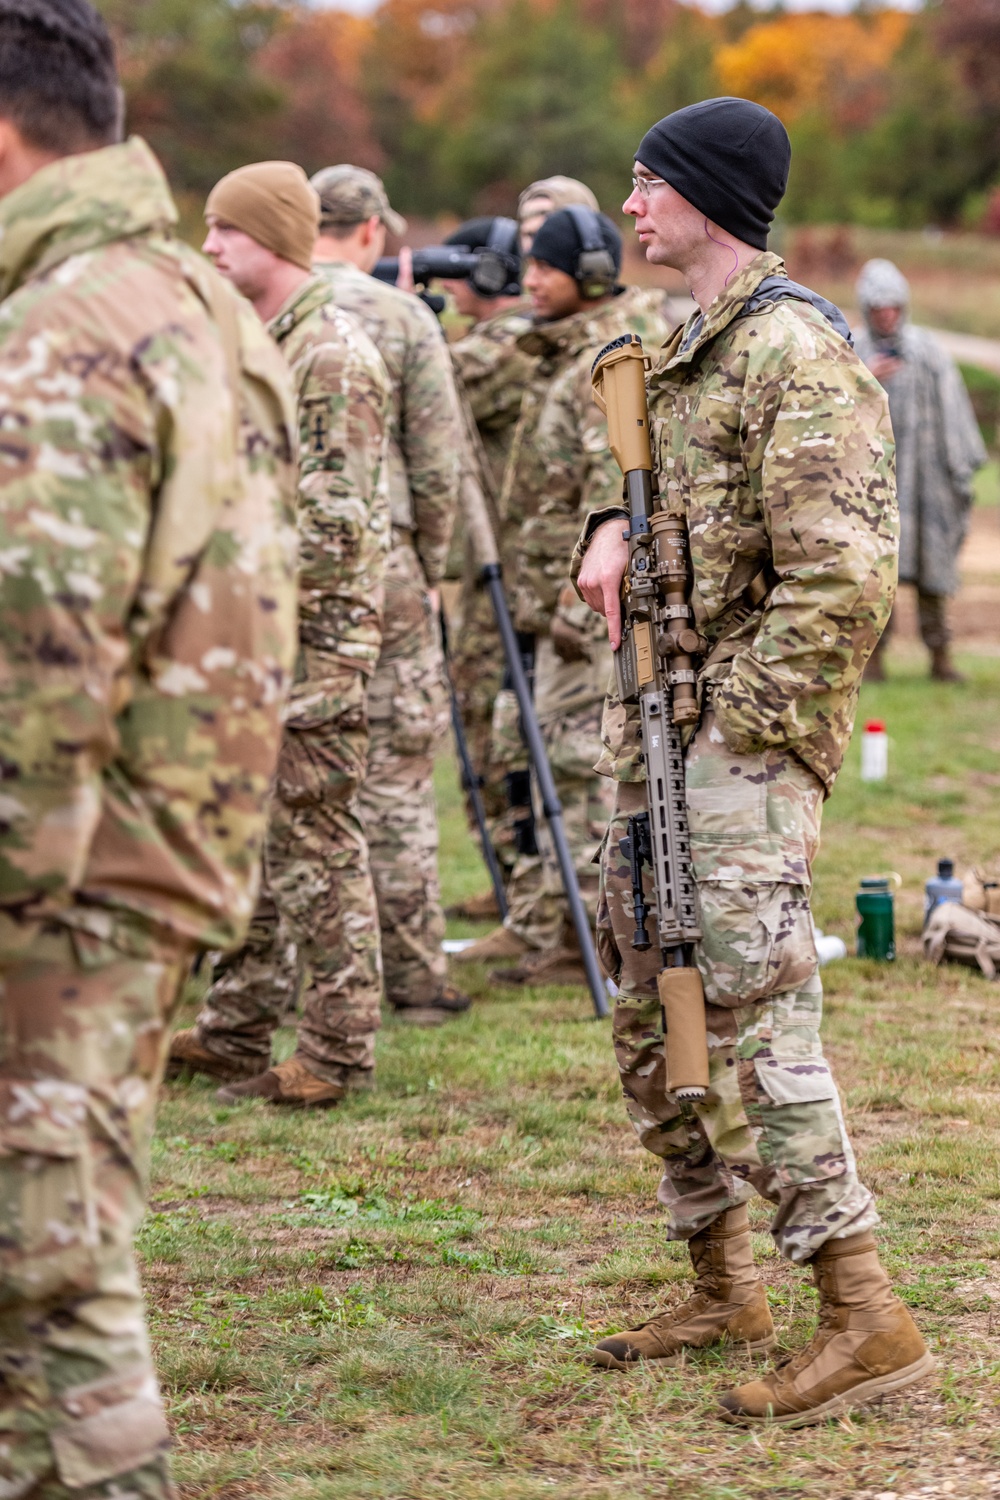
[860,719,888,781]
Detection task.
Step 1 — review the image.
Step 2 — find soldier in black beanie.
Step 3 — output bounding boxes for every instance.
[577,99,928,1426]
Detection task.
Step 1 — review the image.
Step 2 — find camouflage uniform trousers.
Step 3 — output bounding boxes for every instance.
[598,709,879,1264]
[359,537,450,1010]
[195,673,382,1081]
[503,638,615,953]
[0,920,190,1498]
[448,573,520,880]
[872,586,950,659]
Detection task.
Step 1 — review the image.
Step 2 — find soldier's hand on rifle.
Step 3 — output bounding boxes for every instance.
[578,517,629,651]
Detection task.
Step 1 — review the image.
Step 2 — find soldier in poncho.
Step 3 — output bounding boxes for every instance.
[854,257,986,682]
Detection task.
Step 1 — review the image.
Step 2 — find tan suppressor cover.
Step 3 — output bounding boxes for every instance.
[591,336,653,474]
[659,967,710,1099]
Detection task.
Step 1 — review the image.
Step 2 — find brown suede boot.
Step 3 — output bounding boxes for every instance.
[165,1028,264,1083]
[718,1231,934,1427]
[445,888,501,921]
[931,647,964,683]
[452,925,528,964]
[491,945,590,987]
[393,983,472,1027]
[215,1056,351,1107]
[591,1205,775,1371]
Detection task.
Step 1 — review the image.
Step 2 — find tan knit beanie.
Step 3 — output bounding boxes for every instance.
[205,161,320,271]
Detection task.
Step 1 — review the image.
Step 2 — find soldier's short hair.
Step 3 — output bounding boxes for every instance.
[0,0,121,154]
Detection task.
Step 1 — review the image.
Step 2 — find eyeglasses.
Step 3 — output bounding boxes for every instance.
[630,175,668,199]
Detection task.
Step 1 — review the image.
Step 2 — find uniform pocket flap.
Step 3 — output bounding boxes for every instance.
[53,1366,169,1489]
[754,1056,836,1106]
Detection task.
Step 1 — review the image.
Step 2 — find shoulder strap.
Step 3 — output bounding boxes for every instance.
[740,275,854,348]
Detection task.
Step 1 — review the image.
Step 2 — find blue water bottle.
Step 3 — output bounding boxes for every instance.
[924,858,963,928]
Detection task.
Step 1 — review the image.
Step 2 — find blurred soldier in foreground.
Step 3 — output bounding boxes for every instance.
[0,3,298,1492]
[577,99,931,1424]
[170,163,393,1107]
[310,165,470,1025]
[855,257,986,682]
[461,210,670,984]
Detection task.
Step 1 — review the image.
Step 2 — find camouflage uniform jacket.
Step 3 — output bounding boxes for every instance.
[314,258,461,585]
[573,253,898,793]
[450,301,535,492]
[269,278,391,719]
[0,137,299,954]
[507,289,671,635]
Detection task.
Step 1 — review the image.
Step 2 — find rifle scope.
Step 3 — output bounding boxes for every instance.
[374,245,518,297]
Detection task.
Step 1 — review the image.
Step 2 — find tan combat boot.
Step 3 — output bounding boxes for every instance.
[718,1231,934,1427]
[452,925,529,964]
[445,888,501,921]
[215,1056,350,1107]
[165,1028,264,1083]
[592,1205,775,1371]
[490,945,590,987]
[393,982,472,1027]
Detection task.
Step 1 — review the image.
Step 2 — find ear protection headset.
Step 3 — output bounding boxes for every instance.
[469,216,520,297]
[564,204,617,299]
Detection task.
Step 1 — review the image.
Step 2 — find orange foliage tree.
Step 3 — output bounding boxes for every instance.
[716,11,910,134]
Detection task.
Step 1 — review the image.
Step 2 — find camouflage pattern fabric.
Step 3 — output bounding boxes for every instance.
[314,257,462,585]
[573,258,894,1264]
[314,259,462,1005]
[573,254,898,792]
[196,670,382,1080]
[449,303,535,873]
[196,277,391,1078]
[358,540,450,1008]
[498,290,670,949]
[0,924,189,1498]
[598,715,879,1262]
[0,139,298,1496]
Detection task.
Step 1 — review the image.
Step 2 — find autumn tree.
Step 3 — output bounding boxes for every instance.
[98,0,284,191]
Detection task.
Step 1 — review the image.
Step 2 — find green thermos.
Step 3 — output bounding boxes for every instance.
[856,875,896,961]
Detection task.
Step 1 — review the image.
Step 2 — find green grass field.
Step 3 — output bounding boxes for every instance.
[153,646,1000,1499]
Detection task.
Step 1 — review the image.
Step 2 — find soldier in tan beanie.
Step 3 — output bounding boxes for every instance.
[171,163,396,1107]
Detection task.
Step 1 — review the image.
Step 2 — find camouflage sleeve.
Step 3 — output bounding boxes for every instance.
[712,321,898,760]
[399,300,463,586]
[452,330,532,436]
[291,331,391,695]
[516,355,624,632]
[0,270,299,938]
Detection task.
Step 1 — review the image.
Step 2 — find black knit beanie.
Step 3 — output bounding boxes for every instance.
[636,97,790,251]
[529,208,622,282]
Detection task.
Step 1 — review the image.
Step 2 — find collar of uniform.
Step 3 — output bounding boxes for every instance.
[268,273,333,343]
[515,293,623,360]
[661,251,786,370]
[0,136,177,303]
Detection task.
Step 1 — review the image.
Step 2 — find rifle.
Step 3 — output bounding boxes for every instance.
[457,398,609,1021]
[439,609,509,921]
[591,333,708,1098]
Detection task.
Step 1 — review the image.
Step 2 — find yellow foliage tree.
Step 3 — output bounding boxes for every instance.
[716,11,911,133]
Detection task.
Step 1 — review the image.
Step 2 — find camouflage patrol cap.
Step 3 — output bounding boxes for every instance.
[517,175,599,224]
[310,164,407,236]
